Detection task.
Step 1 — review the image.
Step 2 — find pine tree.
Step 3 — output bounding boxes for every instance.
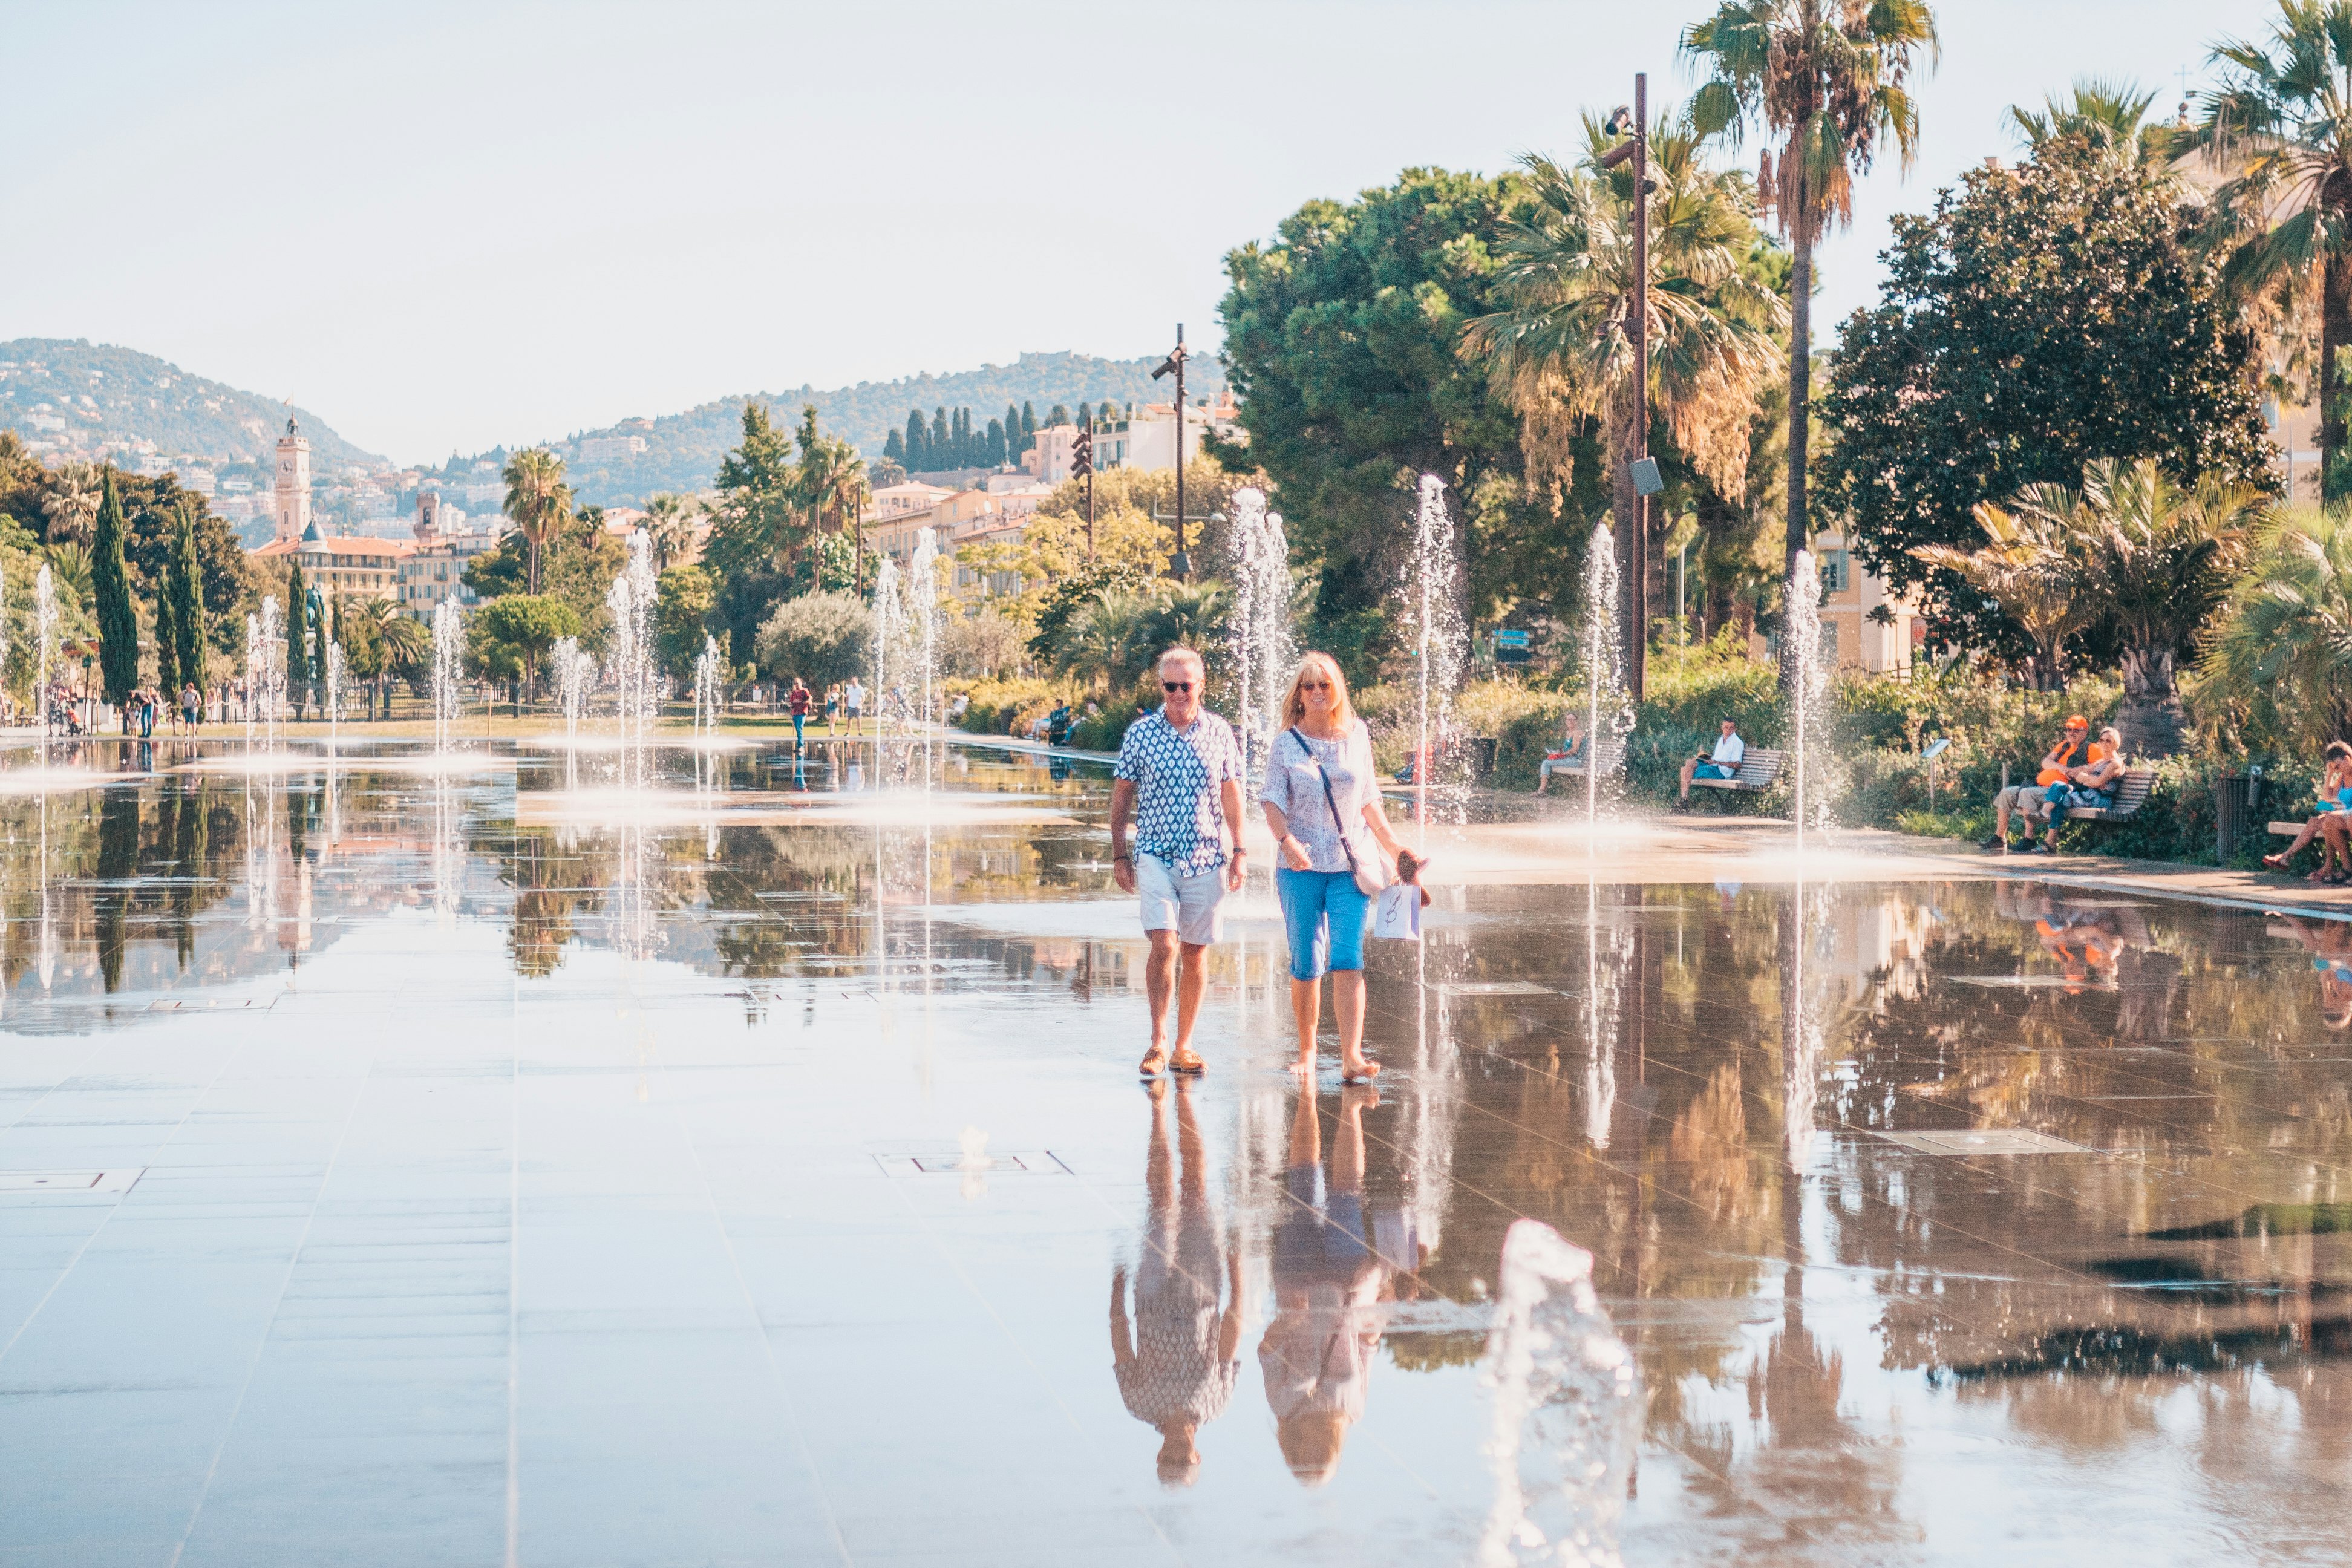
[170,499,205,690]
[883,428,904,465]
[91,468,139,714]
[285,558,310,697]
[905,410,927,470]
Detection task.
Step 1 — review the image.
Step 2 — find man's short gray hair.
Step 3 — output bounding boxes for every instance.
[1156,646,1205,675]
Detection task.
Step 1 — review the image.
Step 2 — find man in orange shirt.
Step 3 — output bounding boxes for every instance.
[1982,715,2089,852]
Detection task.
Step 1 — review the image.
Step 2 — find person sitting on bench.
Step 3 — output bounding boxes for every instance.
[1983,715,2091,853]
[1534,711,1588,795]
[1678,719,1745,803]
[2264,740,2352,879]
[2037,727,2126,844]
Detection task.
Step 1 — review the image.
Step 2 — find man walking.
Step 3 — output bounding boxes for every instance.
[1111,647,1246,1077]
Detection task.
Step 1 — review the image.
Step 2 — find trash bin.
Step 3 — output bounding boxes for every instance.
[2215,774,2255,861]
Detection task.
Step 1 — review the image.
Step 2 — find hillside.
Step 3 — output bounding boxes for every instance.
[495,350,1232,506]
[0,338,383,471]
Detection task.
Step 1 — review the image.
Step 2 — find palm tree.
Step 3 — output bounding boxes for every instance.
[2008,78,2176,171]
[500,448,573,595]
[340,596,429,717]
[644,493,701,570]
[1053,589,1154,694]
[1143,582,1229,661]
[1682,0,1939,577]
[1465,116,1788,661]
[2074,459,2263,756]
[792,407,870,537]
[2198,504,2352,753]
[1911,486,2094,691]
[39,462,100,544]
[2192,1,2352,500]
[44,542,97,630]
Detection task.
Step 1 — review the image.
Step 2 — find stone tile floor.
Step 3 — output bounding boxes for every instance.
[0,738,2345,1564]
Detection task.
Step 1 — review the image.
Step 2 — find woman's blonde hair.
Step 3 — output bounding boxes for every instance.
[1278,652,1355,731]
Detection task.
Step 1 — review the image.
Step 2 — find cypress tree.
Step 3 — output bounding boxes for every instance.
[1004,403,1021,458]
[905,410,927,469]
[931,407,948,466]
[1075,402,1089,429]
[1021,401,1037,451]
[285,559,310,694]
[154,556,178,697]
[883,428,904,465]
[169,498,206,691]
[985,417,1006,467]
[91,468,139,715]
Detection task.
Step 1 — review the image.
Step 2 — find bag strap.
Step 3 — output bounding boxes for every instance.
[1289,726,1360,875]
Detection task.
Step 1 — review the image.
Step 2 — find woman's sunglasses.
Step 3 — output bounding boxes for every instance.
[1300,680,1332,691]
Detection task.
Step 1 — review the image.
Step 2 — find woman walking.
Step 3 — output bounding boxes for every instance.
[1258,652,1415,1082]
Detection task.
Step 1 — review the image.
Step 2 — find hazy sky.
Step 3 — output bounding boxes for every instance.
[2,0,2277,463]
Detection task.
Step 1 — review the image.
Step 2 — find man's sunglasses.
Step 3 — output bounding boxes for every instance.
[1163,681,1194,692]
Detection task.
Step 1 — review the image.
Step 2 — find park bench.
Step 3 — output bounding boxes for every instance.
[1548,740,1627,777]
[2053,768,2155,824]
[1690,748,1786,794]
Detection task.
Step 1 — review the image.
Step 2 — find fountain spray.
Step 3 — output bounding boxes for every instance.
[32,564,55,765]
[1784,550,1830,852]
[1403,475,1466,831]
[430,597,462,754]
[1579,523,1629,839]
[1223,488,1293,786]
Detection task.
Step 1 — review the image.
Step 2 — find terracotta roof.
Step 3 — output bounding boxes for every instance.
[254,535,416,559]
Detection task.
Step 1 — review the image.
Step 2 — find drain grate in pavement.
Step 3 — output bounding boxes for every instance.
[873,1152,1070,1177]
[0,1169,144,1195]
[1873,1130,2094,1156]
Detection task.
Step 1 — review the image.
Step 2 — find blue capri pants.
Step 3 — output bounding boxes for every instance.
[1276,867,1372,981]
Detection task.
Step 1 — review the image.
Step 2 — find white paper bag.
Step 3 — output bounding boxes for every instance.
[1373,882,1422,942]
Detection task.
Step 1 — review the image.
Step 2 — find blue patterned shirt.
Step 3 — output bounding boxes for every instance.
[1114,708,1244,875]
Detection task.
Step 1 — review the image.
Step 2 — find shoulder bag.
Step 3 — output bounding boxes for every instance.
[1289,727,1390,895]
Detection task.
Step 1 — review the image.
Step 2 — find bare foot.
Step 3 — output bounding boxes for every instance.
[1288,1057,1315,1076]
[1341,1056,1381,1083]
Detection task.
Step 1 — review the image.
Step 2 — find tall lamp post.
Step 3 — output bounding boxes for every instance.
[1150,325,1194,579]
[1601,76,1653,701]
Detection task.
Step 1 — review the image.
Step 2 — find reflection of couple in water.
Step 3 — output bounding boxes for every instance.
[1113,1079,1423,1487]
[2274,912,2352,1030]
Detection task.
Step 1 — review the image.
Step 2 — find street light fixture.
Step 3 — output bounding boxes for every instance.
[1150,324,1196,580]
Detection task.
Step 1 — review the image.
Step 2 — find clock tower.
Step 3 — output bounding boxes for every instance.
[275,416,312,544]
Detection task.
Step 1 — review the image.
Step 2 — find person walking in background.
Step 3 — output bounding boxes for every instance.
[1109,1077,1241,1487]
[1110,647,1246,1079]
[1677,717,1746,804]
[1258,652,1413,1083]
[844,676,864,732]
[787,676,811,751]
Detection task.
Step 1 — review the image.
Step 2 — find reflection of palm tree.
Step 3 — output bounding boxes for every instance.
[1109,1078,1240,1486]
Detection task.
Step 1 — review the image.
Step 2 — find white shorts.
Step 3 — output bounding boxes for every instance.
[1136,854,1227,946]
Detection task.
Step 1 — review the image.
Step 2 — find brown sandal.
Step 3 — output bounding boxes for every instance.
[1138,1047,1168,1078]
[1170,1050,1206,1075]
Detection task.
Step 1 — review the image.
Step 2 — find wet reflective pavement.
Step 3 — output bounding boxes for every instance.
[1,736,2348,1564]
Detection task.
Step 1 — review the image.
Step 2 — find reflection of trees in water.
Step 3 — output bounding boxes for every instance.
[0,777,250,998]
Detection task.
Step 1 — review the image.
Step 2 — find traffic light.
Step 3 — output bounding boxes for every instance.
[1070,427,1093,479]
